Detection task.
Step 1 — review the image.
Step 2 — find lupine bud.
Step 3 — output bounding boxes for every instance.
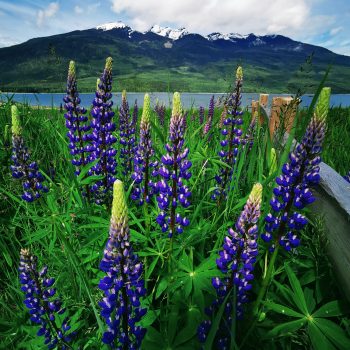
[262,87,330,251]
[156,93,192,237]
[198,184,263,346]
[86,57,117,205]
[10,106,48,202]
[63,60,90,176]
[99,180,147,348]
[212,66,244,202]
[119,90,137,179]
[131,94,158,205]
[269,148,278,176]
[19,249,74,349]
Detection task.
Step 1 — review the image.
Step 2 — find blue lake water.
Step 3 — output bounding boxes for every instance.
[1,92,350,109]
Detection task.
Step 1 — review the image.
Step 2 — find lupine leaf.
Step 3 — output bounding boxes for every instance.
[313,300,349,318]
[314,318,350,349]
[285,264,309,314]
[264,301,304,318]
[308,322,336,350]
[268,319,306,337]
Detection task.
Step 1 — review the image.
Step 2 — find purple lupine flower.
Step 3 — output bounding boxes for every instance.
[86,57,117,205]
[119,91,137,178]
[219,106,227,129]
[203,95,215,135]
[99,180,147,348]
[156,92,192,237]
[19,249,74,349]
[132,99,139,133]
[10,106,48,202]
[199,106,205,125]
[343,171,350,183]
[131,94,158,205]
[261,87,331,251]
[241,112,257,152]
[212,67,244,202]
[63,61,90,176]
[154,100,166,127]
[198,184,263,347]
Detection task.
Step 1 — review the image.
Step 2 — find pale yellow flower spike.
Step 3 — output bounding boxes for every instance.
[315,87,331,121]
[172,92,182,117]
[68,60,76,78]
[142,93,151,124]
[249,183,263,204]
[11,105,21,136]
[122,90,127,100]
[111,180,128,225]
[105,57,113,72]
[96,78,101,92]
[236,66,243,80]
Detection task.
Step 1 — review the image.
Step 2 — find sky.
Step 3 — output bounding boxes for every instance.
[0,0,350,56]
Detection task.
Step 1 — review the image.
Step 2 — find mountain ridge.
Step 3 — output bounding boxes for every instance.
[1,22,350,93]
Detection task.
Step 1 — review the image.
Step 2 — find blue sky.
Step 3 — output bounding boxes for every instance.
[0,0,349,56]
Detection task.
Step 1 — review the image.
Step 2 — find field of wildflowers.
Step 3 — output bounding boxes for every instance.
[1,57,350,349]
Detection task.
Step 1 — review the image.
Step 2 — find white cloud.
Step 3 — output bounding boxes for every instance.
[74,5,83,14]
[0,34,18,48]
[109,0,313,37]
[329,26,343,36]
[36,2,59,27]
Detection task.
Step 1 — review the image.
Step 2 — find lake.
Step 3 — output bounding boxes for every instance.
[1,92,350,109]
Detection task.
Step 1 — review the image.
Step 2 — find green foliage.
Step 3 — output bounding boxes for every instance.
[0,87,350,349]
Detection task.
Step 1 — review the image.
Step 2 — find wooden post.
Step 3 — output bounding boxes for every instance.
[251,100,259,123]
[269,96,296,139]
[259,94,269,108]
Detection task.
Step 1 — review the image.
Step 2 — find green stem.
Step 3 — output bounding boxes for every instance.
[252,244,279,315]
[239,245,279,349]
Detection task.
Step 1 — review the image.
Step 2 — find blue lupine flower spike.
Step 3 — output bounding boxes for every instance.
[99,180,147,349]
[86,57,117,205]
[156,92,192,237]
[19,249,74,349]
[203,95,214,135]
[198,184,263,347]
[119,90,137,179]
[131,94,158,205]
[262,87,331,251]
[212,67,244,202]
[10,106,48,202]
[154,100,166,127]
[63,61,90,176]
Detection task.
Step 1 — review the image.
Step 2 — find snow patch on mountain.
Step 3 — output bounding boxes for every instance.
[150,25,189,40]
[96,22,128,31]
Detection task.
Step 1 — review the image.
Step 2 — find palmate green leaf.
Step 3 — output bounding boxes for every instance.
[267,318,306,337]
[142,326,167,350]
[308,322,337,350]
[304,287,316,314]
[313,300,350,318]
[285,264,309,314]
[264,301,304,318]
[79,174,105,185]
[314,318,350,350]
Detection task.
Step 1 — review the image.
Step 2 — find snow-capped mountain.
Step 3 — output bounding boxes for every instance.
[96,22,128,31]
[149,25,189,40]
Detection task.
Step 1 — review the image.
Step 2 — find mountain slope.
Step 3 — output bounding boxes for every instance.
[0,22,350,93]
